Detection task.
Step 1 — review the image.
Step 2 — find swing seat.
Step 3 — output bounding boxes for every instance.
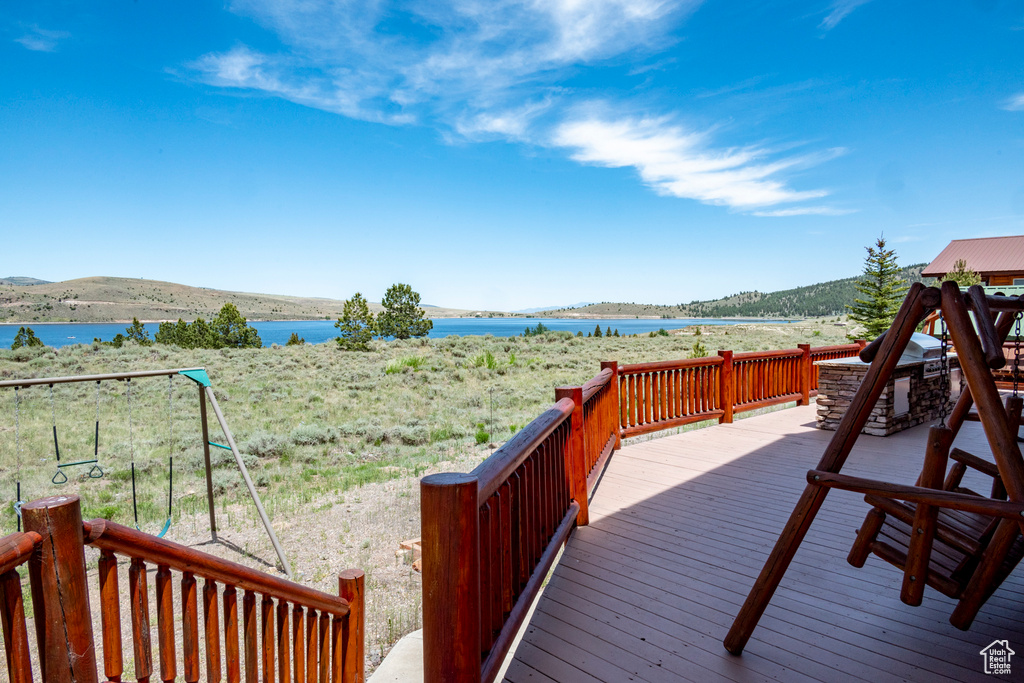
[843,441,1024,629]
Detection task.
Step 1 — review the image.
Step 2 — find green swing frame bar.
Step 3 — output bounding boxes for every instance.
[0,366,293,578]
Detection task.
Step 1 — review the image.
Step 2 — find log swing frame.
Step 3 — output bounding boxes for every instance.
[725,281,1024,655]
[0,366,294,578]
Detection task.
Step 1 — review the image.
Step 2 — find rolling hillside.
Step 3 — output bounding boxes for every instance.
[0,277,504,323]
[539,264,930,319]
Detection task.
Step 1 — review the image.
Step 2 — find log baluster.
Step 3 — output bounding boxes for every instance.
[318,612,330,683]
[243,591,258,683]
[330,616,343,683]
[205,579,222,683]
[156,565,176,683]
[129,558,153,683]
[0,569,32,683]
[306,610,318,683]
[224,585,241,683]
[292,606,305,683]
[277,600,290,683]
[262,595,275,683]
[98,550,123,682]
[182,572,200,682]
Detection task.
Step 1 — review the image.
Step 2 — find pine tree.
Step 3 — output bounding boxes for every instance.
[336,293,375,351]
[212,304,262,348]
[942,258,982,287]
[11,326,43,349]
[125,317,152,346]
[846,236,908,340]
[375,284,433,339]
[593,324,602,338]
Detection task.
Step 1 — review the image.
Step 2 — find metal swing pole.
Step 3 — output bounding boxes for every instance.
[198,384,218,541]
[204,386,293,578]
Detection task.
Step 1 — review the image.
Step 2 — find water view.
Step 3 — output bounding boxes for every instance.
[0,317,792,349]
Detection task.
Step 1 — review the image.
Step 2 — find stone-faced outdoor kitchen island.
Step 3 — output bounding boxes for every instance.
[815,334,960,436]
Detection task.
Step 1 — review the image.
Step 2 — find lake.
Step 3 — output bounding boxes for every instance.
[0,317,792,349]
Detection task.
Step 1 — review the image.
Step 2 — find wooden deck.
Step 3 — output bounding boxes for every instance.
[503,405,1024,683]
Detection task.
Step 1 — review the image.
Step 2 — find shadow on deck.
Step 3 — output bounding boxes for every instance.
[503,406,1024,683]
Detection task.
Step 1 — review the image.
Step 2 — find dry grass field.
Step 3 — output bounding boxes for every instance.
[0,319,853,670]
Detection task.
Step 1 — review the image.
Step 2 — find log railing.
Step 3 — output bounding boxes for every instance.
[0,531,40,683]
[577,363,619,495]
[422,361,622,683]
[618,357,726,437]
[616,343,864,437]
[7,495,365,683]
[731,348,805,414]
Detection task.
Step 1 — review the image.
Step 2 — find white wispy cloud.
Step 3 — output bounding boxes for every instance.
[554,113,843,210]
[15,26,70,52]
[819,0,872,31]
[1002,93,1024,111]
[182,0,846,214]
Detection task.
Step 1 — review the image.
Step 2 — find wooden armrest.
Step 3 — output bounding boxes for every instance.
[807,470,1024,519]
[949,448,1001,479]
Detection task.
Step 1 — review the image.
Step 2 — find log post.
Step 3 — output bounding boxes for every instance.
[421,473,481,683]
[556,386,589,525]
[339,569,365,683]
[797,344,811,406]
[22,495,99,683]
[600,362,621,450]
[718,351,734,424]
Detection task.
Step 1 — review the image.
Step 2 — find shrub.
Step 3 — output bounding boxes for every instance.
[239,432,288,459]
[475,424,490,444]
[290,424,336,445]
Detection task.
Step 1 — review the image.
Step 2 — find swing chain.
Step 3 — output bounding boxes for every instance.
[939,317,949,428]
[1014,313,1021,398]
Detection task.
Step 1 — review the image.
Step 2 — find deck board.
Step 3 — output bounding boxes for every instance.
[503,406,1024,683]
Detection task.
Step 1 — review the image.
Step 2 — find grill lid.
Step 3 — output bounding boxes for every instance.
[902,332,943,360]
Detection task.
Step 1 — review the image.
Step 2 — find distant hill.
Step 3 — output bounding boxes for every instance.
[0,276,506,324]
[0,276,51,286]
[538,264,930,319]
[514,302,595,314]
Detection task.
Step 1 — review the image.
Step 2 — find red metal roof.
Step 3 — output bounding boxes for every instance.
[922,235,1024,276]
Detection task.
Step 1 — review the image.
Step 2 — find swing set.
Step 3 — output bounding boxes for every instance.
[2,366,293,578]
[726,282,1024,654]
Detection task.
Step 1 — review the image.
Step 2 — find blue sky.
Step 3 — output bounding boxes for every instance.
[2,1,1022,311]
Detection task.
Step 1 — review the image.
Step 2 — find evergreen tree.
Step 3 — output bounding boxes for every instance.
[606,326,612,337]
[336,293,375,351]
[125,318,152,346]
[286,332,305,346]
[11,326,43,349]
[593,324,602,338]
[375,284,433,339]
[846,236,908,340]
[212,304,262,348]
[942,258,982,287]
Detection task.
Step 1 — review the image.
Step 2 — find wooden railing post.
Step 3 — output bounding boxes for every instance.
[22,495,99,683]
[856,339,868,350]
[718,351,734,423]
[600,361,621,450]
[421,473,481,683]
[339,569,365,683]
[555,386,590,526]
[797,344,811,406]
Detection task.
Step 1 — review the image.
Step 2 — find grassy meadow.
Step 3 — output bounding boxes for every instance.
[0,318,852,667]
